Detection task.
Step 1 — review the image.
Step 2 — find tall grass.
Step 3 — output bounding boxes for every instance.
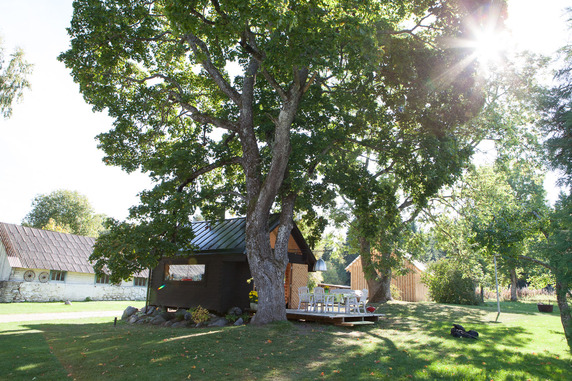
[482,287,556,303]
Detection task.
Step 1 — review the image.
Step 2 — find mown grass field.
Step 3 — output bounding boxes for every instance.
[0,300,145,315]
[0,300,570,380]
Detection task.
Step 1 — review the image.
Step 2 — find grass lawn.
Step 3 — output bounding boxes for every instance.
[0,300,570,380]
[0,300,145,315]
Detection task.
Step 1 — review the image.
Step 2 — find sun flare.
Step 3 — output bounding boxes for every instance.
[471,28,507,65]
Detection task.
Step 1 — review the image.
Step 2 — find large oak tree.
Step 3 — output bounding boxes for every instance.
[60,0,490,324]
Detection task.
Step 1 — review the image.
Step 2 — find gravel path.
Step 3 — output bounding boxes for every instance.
[0,311,123,323]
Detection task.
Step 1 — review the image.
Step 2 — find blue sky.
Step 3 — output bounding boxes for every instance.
[0,0,569,225]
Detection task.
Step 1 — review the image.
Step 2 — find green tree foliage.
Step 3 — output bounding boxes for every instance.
[535,10,572,350]
[60,0,490,324]
[22,190,106,237]
[422,258,480,305]
[0,38,32,118]
[426,164,548,298]
[540,10,572,187]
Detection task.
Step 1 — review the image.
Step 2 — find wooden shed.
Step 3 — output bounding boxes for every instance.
[148,216,316,313]
[345,255,429,302]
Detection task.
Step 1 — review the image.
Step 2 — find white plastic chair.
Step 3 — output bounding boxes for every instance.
[357,288,368,313]
[298,286,312,311]
[325,289,347,313]
[346,290,361,314]
[313,287,326,313]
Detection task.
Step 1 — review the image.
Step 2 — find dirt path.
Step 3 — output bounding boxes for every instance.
[0,310,123,323]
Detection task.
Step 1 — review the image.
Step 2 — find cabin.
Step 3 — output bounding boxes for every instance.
[345,255,429,302]
[148,216,317,313]
[0,222,147,303]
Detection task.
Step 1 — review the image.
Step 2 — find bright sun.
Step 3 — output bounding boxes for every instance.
[471,28,507,66]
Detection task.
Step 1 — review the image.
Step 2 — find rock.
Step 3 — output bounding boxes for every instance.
[145,306,156,315]
[160,311,175,321]
[163,320,174,327]
[64,300,72,305]
[122,306,139,320]
[150,315,167,325]
[172,321,188,328]
[184,312,192,321]
[128,315,139,324]
[208,317,229,327]
[227,307,242,316]
[139,305,150,314]
[174,309,187,321]
[233,318,244,326]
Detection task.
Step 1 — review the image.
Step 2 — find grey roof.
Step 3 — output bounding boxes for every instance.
[0,223,150,277]
[189,215,280,253]
[0,222,96,273]
[1,215,314,275]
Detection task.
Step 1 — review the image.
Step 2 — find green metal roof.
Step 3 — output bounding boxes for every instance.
[188,216,316,267]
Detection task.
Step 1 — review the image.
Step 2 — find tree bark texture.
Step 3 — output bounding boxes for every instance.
[359,237,393,303]
[556,280,572,351]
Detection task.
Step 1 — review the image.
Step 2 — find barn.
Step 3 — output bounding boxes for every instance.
[148,216,317,313]
[345,255,429,302]
[0,222,147,303]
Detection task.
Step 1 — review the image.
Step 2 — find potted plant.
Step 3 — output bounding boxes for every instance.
[537,302,553,313]
[249,290,258,310]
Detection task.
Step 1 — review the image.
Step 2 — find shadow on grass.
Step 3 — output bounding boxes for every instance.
[1,307,569,381]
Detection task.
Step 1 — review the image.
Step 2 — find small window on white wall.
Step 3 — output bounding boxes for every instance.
[133,277,147,287]
[95,274,110,284]
[165,264,206,282]
[50,270,66,282]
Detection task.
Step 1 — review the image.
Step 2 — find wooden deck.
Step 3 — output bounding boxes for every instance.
[286,309,384,326]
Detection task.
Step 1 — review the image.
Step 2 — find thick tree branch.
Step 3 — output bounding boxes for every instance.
[240,27,287,100]
[177,156,243,192]
[177,98,238,131]
[183,33,241,106]
[517,254,554,271]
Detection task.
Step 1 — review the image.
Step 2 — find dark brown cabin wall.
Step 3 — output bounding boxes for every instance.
[149,256,225,312]
[220,260,252,312]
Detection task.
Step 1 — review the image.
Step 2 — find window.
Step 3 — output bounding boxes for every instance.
[95,274,110,284]
[165,264,206,282]
[133,277,147,287]
[50,270,66,282]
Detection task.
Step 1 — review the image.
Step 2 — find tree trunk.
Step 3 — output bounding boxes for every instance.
[510,267,518,302]
[555,280,572,351]
[367,269,392,303]
[246,213,290,325]
[360,238,392,303]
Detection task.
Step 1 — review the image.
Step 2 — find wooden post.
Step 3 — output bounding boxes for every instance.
[494,254,501,321]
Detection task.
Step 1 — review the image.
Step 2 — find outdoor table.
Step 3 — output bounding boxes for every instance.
[325,291,357,314]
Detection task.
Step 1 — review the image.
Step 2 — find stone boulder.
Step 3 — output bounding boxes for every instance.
[233,318,244,326]
[150,315,167,325]
[174,308,187,321]
[227,307,242,316]
[208,317,229,327]
[160,311,176,321]
[172,321,188,328]
[122,306,139,320]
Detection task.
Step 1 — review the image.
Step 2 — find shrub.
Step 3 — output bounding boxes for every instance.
[390,283,402,301]
[189,306,210,324]
[421,259,480,305]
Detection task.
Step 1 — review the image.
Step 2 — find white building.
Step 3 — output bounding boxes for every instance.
[0,222,147,302]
